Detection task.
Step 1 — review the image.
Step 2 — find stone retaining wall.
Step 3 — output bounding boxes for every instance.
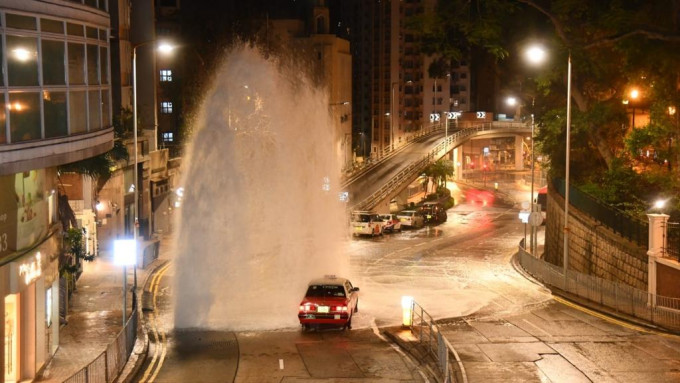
[544,184,648,290]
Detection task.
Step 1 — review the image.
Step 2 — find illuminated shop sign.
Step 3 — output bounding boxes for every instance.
[18,252,42,285]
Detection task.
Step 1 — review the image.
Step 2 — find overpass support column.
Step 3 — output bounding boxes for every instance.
[515,135,525,171]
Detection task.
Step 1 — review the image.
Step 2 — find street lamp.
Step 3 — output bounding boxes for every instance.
[525,45,571,272]
[114,239,137,325]
[390,81,398,152]
[629,88,640,129]
[131,40,174,290]
[526,45,573,276]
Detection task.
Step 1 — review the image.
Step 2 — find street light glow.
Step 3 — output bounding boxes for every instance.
[157,42,176,54]
[654,199,666,210]
[506,97,517,106]
[525,45,547,65]
[630,89,639,100]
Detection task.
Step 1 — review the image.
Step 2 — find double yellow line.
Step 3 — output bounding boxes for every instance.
[139,262,172,383]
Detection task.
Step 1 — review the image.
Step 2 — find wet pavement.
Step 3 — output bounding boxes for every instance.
[34,179,680,382]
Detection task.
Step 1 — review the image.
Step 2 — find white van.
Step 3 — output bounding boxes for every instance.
[350,211,384,236]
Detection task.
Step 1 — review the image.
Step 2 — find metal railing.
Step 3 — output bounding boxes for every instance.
[664,221,680,262]
[518,247,680,331]
[408,300,467,383]
[552,178,648,247]
[351,122,530,211]
[63,302,138,383]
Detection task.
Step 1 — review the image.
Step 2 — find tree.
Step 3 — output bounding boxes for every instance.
[425,159,454,188]
[411,0,680,215]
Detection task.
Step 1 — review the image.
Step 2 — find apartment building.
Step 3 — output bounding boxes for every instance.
[341,0,471,159]
[0,0,113,380]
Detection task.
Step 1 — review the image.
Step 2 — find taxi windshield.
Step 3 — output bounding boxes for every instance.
[305,285,346,298]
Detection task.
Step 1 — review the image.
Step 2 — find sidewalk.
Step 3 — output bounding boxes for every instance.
[36,235,173,382]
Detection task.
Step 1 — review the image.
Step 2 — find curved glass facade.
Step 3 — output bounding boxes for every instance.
[0,9,111,145]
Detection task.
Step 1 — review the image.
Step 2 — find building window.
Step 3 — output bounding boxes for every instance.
[160,69,172,82]
[163,132,174,142]
[160,101,173,114]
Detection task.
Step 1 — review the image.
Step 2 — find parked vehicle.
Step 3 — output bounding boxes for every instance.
[350,211,384,236]
[379,214,402,233]
[418,202,447,224]
[298,276,359,330]
[397,210,425,229]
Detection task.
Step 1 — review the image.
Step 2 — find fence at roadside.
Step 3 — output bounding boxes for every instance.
[63,299,138,383]
[518,247,680,332]
[407,300,468,383]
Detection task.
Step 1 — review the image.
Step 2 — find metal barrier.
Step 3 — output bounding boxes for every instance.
[63,308,138,383]
[664,221,680,262]
[518,247,680,332]
[408,300,468,383]
[352,122,529,211]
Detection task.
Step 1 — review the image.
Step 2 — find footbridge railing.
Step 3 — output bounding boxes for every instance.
[351,122,529,211]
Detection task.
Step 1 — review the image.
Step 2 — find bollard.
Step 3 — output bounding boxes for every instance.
[401,296,414,327]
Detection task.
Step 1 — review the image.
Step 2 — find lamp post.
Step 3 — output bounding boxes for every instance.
[564,52,572,278]
[526,44,570,274]
[131,40,174,292]
[390,81,398,152]
[629,88,639,129]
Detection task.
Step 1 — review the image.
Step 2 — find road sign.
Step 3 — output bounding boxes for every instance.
[518,210,530,223]
[476,111,486,119]
[529,212,543,227]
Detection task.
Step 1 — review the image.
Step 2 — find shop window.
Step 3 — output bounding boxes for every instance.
[163,132,174,142]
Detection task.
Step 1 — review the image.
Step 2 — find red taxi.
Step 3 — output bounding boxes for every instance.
[298,276,360,330]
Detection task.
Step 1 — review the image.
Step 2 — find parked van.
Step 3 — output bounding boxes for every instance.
[350,211,384,236]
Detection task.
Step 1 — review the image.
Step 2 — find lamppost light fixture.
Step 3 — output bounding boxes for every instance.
[157,42,176,54]
[506,97,518,106]
[525,45,547,65]
[654,199,667,211]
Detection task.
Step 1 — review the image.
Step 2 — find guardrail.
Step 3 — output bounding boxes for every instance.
[342,123,444,188]
[518,247,680,332]
[63,298,138,383]
[351,122,529,211]
[408,300,467,383]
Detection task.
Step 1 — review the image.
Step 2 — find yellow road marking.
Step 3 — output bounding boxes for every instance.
[139,262,172,383]
[553,295,680,340]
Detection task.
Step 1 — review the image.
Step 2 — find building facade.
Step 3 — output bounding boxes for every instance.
[0,0,113,381]
[343,0,471,160]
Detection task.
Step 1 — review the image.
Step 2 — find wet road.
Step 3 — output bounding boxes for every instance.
[134,183,680,382]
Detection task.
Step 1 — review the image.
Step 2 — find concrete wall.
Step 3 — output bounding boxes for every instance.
[545,184,648,290]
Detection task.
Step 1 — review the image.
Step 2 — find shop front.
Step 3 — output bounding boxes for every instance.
[1,236,60,383]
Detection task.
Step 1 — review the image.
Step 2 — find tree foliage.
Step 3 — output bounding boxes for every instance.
[425,159,454,188]
[413,0,680,215]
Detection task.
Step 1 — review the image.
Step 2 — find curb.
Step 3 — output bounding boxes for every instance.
[382,327,442,382]
[512,251,680,337]
[116,258,170,383]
